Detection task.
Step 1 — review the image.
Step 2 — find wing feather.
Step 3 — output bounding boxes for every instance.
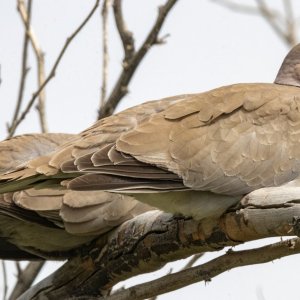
[2,84,300,196]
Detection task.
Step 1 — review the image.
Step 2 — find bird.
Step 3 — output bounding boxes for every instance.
[1,43,300,259]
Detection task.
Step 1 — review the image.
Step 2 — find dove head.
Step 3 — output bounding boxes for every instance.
[275,43,300,87]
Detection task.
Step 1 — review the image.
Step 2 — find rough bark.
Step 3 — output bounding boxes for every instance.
[19,186,300,299]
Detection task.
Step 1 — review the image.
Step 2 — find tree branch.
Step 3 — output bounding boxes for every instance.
[8,0,100,137]
[113,0,135,62]
[212,0,298,47]
[210,0,260,14]
[180,253,204,270]
[100,0,111,108]
[105,238,300,300]
[256,0,287,43]
[17,0,48,133]
[97,0,178,119]
[8,261,45,300]
[18,185,300,299]
[8,0,32,137]
[283,0,297,46]
[1,261,7,300]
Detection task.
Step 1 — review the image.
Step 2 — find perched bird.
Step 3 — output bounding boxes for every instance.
[1,43,300,259]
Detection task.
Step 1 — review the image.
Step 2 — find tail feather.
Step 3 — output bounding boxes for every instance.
[68,173,187,192]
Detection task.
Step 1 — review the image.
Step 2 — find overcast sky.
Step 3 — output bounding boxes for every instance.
[1,1,300,299]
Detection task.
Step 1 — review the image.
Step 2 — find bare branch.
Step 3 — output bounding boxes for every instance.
[100,0,111,108]
[8,0,32,137]
[148,252,203,300]
[256,0,288,43]
[17,0,48,133]
[145,253,203,300]
[8,0,100,137]
[98,0,179,119]
[1,261,7,300]
[210,0,260,14]
[8,261,45,300]
[15,261,22,277]
[113,0,135,62]
[180,253,204,270]
[106,238,300,300]
[35,54,48,132]
[212,0,298,47]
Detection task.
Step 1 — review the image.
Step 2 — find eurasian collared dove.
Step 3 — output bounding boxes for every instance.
[2,44,300,258]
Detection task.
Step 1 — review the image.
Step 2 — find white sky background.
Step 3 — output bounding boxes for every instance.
[1,0,300,299]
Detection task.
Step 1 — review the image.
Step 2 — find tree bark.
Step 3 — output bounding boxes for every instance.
[19,186,300,299]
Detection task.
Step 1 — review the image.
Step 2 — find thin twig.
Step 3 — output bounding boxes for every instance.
[113,0,135,62]
[8,0,32,137]
[98,0,178,119]
[17,0,48,133]
[36,53,47,132]
[148,253,203,300]
[1,261,7,300]
[8,261,45,300]
[210,0,260,14]
[105,238,300,300]
[212,0,298,46]
[15,261,22,277]
[256,0,287,43]
[8,0,100,137]
[147,254,203,300]
[180,253,204,270]
[100,0,111,108]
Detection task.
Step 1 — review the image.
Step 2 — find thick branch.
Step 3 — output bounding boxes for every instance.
[19,186,300,299]
[98,0,178,119]
[19,211,228,299]
[106,238,300,300]
[8,0,100,137]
